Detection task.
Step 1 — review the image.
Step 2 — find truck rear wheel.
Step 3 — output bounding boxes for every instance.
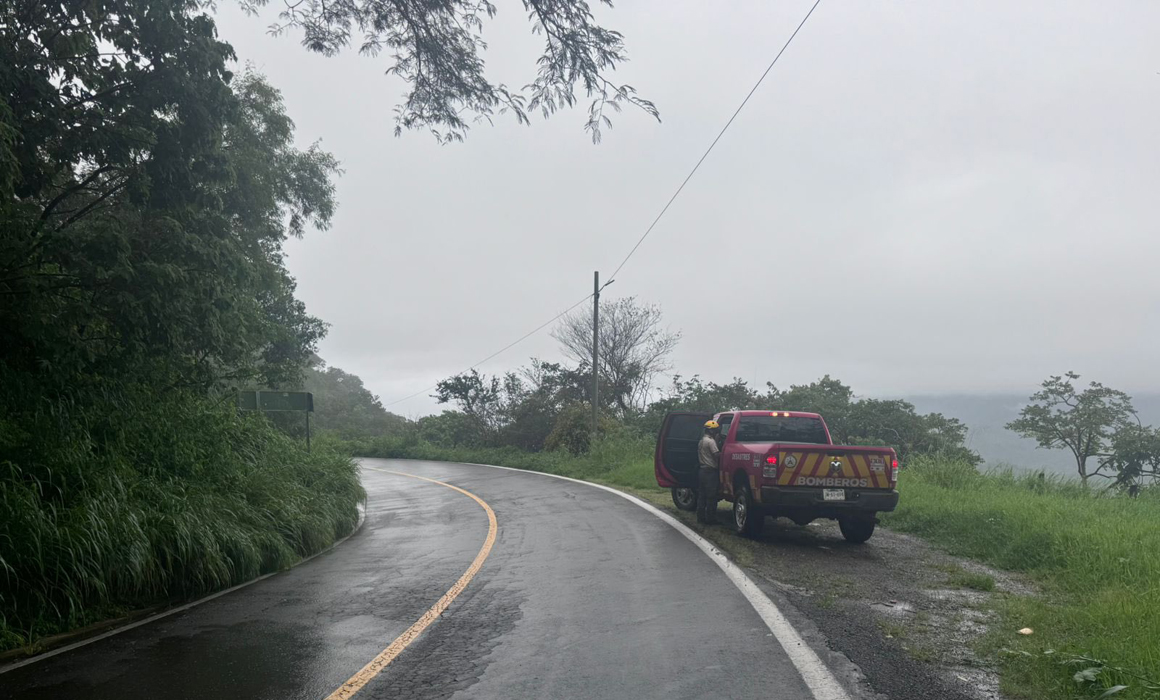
[671,486,697,511]
[839,517,876,544]
[733,481,764,538]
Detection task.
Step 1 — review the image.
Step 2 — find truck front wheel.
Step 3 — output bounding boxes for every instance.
[733,481,764,538]
[671,487,698,511]
[839,517,876,544]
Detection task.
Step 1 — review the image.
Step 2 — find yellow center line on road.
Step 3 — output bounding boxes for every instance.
[325,467,498,700]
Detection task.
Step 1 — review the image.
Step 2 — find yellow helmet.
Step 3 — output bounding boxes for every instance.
[704,420,720,430]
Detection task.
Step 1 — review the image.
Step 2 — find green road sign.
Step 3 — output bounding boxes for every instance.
[236,390,314,412]
[237,390,315,452]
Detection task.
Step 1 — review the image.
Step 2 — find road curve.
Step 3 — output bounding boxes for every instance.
[1,459,833,699]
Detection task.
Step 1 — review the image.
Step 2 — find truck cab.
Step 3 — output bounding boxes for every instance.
[655,410,900,542]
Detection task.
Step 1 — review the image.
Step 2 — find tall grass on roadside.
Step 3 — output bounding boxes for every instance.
[883,455,1160,699]
[0,387,364,652]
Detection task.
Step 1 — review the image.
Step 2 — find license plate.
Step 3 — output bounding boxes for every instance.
[823,489,846,501]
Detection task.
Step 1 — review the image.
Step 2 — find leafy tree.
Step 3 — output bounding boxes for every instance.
[766,377,977,463]
[770,376,855,432]
[1100,425,1160,495]
[0,0,352,643]
[3,0,233,382]
[418,411,489,448]
[1,0,338,389]
[553,297,681,415]
[636,375,762,433]
[1,0,342,566]
[243,0,658,142]
[499,362,578,450]
[1007,372,1136,485]
[433,369,506,437]
[839,398,976,465]
[433,360,593,449]
[519,359,591,407]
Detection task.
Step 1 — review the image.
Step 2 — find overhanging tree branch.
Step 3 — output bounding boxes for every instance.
[245,0,655,141]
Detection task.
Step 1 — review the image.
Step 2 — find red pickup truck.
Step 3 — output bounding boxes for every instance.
[655,410,899,542]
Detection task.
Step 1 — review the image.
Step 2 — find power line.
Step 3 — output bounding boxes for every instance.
[382,0,822,407]
[605,0,823,284]
[382,293,594,408]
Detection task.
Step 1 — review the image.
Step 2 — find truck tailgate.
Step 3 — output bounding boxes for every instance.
[773,447,895,489]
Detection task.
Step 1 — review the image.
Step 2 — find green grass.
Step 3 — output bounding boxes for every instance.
[0,389,365,653]
[351,436,1160,700]
[938,564,998,592]
[883,456,1160,699]
[951,572,996,592]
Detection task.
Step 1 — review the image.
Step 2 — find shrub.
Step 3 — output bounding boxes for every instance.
[544,404,619,455]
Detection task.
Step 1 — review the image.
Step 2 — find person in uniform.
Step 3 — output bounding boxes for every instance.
[697,420,722,524]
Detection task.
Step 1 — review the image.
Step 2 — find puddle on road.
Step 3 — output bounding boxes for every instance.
[926,588,988,606]
[948,666,1004,700]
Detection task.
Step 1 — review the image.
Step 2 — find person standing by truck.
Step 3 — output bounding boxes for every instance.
[657,410,899,541]
[697,420,722,524]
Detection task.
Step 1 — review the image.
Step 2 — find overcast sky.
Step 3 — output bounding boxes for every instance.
[213,1,1160,417]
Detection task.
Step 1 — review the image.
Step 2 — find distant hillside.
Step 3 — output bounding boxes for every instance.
[903,393,1160,476]
[303,360,411,438]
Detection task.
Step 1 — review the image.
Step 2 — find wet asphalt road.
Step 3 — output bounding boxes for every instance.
[1,459,826,700]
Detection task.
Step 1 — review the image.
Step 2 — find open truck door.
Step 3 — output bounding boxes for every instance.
[655,412,712,511]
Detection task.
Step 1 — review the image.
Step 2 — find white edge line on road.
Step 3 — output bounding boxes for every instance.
[443,460,853,700]
[0,503,368,675]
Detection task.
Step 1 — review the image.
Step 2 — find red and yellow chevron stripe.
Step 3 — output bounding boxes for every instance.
[775,451,892,489]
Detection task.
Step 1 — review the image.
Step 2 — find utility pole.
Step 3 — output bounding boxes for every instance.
[592,271,600,440]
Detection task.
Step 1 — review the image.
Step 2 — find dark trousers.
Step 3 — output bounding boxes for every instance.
[697,467,719,523]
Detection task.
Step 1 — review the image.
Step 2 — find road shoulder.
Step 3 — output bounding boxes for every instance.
[628,488,1028,700]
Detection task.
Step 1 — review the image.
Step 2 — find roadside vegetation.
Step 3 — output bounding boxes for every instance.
[4,2,1156,696]
[1,2,362,653]
[884,456,1160,699]
[0,393,362,652]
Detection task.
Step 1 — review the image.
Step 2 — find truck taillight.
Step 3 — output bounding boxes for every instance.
[763,455,778,479]
[891,458,899,483]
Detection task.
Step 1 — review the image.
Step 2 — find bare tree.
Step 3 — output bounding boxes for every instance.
[552,297,680,415]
